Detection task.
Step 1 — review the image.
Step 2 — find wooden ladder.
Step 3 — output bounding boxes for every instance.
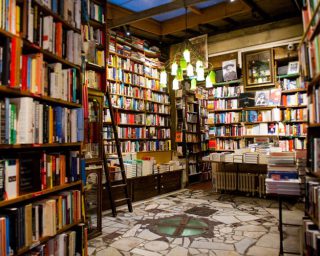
[102,89,133,217]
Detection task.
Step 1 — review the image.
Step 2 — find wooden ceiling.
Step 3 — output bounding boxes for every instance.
[107,0,302,44]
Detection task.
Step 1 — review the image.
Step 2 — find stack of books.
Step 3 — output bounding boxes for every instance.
[266,152,301,195]
[244,152,259,164]
[224,154,234,163]
[234,154,243,163]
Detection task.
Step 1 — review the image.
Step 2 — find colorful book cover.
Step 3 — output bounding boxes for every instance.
[269,89,281,106]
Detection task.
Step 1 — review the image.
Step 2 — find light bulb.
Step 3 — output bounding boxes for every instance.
[187,64,194,77]
[172,78,179,90]
[196,60,203,71]
[171,62,178,76]
[197,67,205,81]
[160,70,167,88]
[183,49,190,63]
[206,74,213,88]
[190,78,197,91]
[180,57,187,70]
[177,67,184,81]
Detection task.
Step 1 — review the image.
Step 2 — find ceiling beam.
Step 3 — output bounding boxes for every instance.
[107,4,162,35]
[161,0,250,35]
[188,6,203,15]
[109,0,209,29]
[186,29,202,36]
[199,24,219,31]
[241,0,270,20]
[223,17,239,26]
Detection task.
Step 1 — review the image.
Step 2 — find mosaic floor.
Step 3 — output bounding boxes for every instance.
[88,189,304,256]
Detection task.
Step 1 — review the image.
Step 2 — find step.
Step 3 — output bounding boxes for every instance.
[111,183,127,189]
[114,198,131,204]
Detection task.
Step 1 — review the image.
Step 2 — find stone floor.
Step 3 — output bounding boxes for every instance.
[88,189,304,256]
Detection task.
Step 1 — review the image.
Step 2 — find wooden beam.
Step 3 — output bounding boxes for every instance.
[188,6,203,15]
[109,0,209,29]
[186,29,202,36]
[223,17,239,26]
[107,4,161,35]
[161,1,250,35]
[241,0,270,20]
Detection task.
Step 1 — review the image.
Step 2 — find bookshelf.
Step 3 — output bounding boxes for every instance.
[300,0,320,253]
[103,31,171,154]
[0,0,87,254]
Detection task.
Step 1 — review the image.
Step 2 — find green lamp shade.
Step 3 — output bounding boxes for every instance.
[177,67,184,81]
[180,58,187,70]
[190,78,197,91]
[209,70,216,84]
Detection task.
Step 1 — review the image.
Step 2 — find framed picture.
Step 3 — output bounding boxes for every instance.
[243,49,274,89]
[222,59,237,82]
[255,90,270,106]
[287,61,299,74]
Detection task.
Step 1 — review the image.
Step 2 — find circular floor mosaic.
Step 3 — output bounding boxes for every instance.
[150,215,209,237]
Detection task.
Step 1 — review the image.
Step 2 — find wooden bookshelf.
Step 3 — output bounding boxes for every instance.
[0,86,82,108]
[0,142,82,150]
[17,220,82,256]
[281,88,307,94]
[0,181,82,208]
[276,73,300,79]
[23,40,81,69]
[212,79,242,86]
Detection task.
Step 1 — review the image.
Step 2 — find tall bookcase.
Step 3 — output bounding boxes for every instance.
[0,0,87,254]
[81,0,107,238]
[104,32,171,154]
[300,0,320,254]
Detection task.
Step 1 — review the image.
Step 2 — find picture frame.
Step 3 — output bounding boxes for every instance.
[222,59,238,82]
[287,61,299,74]
[243,49,274,89]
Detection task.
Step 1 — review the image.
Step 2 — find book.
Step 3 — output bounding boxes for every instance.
[255,90,270,106]
[269,88,281,106]
[4,159,18,200]
[314,138,320,173]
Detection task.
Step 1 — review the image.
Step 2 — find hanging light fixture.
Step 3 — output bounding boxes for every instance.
[171,62,178,76]
[160,70,167,87]
[172,78,179,90]
[206,74,213,88]
[177,67,184,81]
[196,60,203,71]
[183,49,190,63]
[209,70,216,84]
[187,63,194,77]
[180,57,187,70]
[197,67,205,81]
[190,78,197,90]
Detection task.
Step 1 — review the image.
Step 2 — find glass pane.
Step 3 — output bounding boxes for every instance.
[156,226,177,236]
[181,228,205,236]
[158,217,182,226]
[186,219,208,228]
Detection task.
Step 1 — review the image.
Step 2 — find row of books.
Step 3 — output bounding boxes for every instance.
[0,0,20,35]
[280,77,304,90]
[25,225,87,256]
[207,85,243,98]
[87,0,104,23]
[187,123,197,133]
[115,113,145,125]
[87,49,105,67]
[146,92,169,104]
[208,108,307,124]
[208,99,238,110]
[111,96,145,111]
[303,218,320,256]
[103,140,171,153]
[145,102,170,114]
[0,97,84,144]
[146,114,170,126]
[187,113,198,123]
[146,128,170,139]
[310,86,320,124]
[306,178,320,229]
[35,0,81,29]
[26,11,81,66]
[245,123,307,136]
[102,126,114,140]
[281,93,307,106]
[117,127,146,139]
[0,190,81,254]
[278,138,307,151]
[86,70,103,90]
[109,82,143,98]
[209,139,245,151]
[0,151,83,200]
[81,24,105,46]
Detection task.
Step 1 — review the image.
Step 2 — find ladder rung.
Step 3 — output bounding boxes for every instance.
[114,198,130,204]
[110,170,125,174]
[111,183,127,189]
